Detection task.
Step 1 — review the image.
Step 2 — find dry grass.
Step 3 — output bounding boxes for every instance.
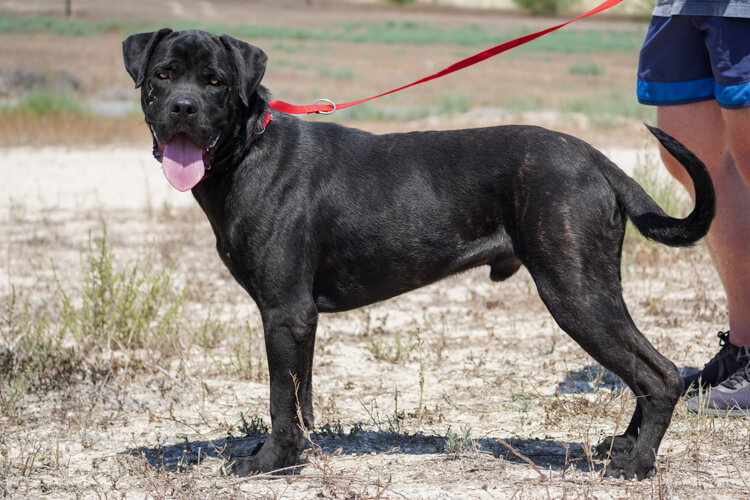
[0,111,147,147]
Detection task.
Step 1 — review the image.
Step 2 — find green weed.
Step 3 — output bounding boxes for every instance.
[0,15,122,35]
[315,66,355,80]
[367,331,415,362]
[0,14,645,53]
[231,322,266,381]
[503,95,543,113]
[443,426,476,454]
[360,314,417,363]
[315,421,345,438]
[237,412,269,437]
[560,89,655,128]
[360,398,405,435]
[520,28,645,54]
[568,58,606,76]
[513,0,578,15]
[336,91,471,122]
[1,287,80,418]
[4,91,84,117]
[269,41,301,54]
[56,225,186,352]
[503,381,534,413]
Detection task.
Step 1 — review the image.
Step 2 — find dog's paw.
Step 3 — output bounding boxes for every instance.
[603,455,656,481]
[221,455,264,477]
[221,438,301,477]
[594,434,636,459]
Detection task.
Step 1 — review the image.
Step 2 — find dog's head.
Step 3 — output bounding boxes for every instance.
[123,29,268,191]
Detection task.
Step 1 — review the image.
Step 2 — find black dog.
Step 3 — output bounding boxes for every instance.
[123,29,714,480]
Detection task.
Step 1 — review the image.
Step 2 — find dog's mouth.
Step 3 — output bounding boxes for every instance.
[152,128,220,192]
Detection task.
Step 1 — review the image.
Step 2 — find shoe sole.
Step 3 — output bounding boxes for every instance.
[687,404,750,417]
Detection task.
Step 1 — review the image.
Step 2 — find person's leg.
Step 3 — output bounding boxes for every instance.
[718,107,750,347]
[657,103,750,349]
[686,111,750,412]
[637,14,750,405]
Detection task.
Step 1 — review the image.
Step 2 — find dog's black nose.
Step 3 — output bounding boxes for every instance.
[170,97,199,116]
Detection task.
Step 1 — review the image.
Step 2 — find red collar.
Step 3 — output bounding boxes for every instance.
[250,111,273,144]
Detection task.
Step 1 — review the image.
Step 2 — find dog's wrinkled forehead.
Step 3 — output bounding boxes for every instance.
[149,31,231,78]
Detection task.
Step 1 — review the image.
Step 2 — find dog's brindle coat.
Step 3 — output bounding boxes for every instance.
[123,29,715,480]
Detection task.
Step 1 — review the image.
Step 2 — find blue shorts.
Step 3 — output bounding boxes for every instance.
[637,15,750,109]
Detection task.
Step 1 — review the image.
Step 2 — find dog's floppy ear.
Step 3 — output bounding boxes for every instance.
[220,34,268,107]
[122,28,173,88]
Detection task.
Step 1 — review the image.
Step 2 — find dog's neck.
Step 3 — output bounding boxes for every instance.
[200,88,272,176]
[194,109,272,188]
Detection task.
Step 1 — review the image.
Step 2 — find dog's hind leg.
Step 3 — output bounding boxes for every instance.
[524,257,681,480]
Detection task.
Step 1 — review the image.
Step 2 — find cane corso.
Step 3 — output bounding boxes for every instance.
[122,29,714,480]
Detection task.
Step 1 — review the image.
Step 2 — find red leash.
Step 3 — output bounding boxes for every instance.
[268,0,622,115]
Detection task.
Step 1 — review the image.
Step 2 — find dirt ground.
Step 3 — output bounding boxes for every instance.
[2,1,749,499]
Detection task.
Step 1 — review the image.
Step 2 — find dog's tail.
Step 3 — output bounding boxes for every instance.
[604,125,715,247]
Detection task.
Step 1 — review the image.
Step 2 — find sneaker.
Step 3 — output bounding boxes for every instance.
[682,331,742,395]
[686,346,750,417]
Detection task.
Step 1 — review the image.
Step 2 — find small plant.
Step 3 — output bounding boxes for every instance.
[238,412,269,437]
[503,95,543,113]
[559,89,656,128]
[512,0,578,15]
[568,58,606,76]
[232,322,267,381]
[316,65,355,80]
[1,286,80,418]
[316,421,345,437]
[361,328,417,363]
[415,329,425,428]
[360,398,405,435]
[56,225,186,352]
[503,381,535,413]
[443,426,475,454]
[438,91,471,115]
[339,91,471,123]
[12,91,84,117]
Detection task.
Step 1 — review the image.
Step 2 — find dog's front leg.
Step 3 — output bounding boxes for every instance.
[225,301,318,476]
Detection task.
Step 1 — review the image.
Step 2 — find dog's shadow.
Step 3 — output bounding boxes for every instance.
[124,430,600,475]
[124,364,700,475]
[557,363,699,394]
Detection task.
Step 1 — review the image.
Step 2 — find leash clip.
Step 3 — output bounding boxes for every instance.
[313,98,336,115]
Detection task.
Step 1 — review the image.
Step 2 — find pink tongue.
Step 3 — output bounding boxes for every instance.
[162,134,206,192]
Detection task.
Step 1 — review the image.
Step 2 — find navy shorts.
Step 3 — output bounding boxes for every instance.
[637,15,750,109]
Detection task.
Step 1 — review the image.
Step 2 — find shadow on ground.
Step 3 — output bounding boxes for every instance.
[123,364,705,475]
[557,363,699,394]
[124,430,600,475]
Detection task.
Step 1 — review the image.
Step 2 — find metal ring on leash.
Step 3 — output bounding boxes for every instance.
[313,98,336,115]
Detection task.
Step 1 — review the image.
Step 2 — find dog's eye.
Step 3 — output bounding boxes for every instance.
[209,77,220,86]
[157,72,169,80]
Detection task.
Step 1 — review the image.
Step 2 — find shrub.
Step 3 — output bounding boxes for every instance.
[512,0,578,16]
[56,226,186,351]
